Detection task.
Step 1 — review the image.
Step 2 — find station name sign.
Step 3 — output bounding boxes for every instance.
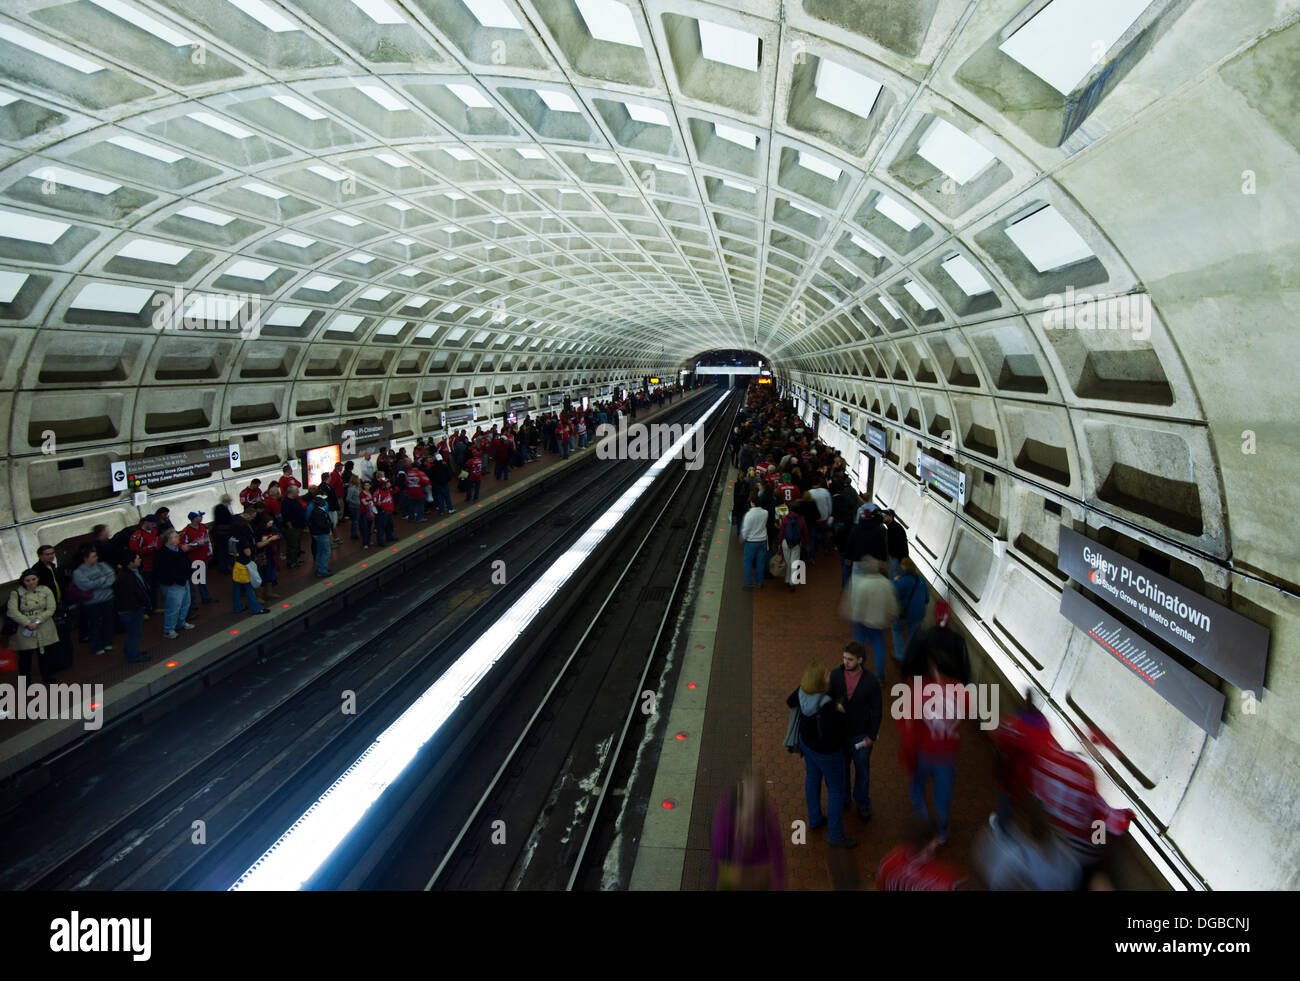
[1059,588,1225,736]
[1057,526,1268,694]
[441,406,477,429]
[111,444,240,491]
[330,421,393,454]
[917,451,966,504]
[505,397,530,413]
[599,386,611,396]
[546,393,565,406]
[863,423,888,456]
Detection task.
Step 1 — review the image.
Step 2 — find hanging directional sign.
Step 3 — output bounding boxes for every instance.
[918,451,966,504]
[1059,587,1225,736]
[110,444,240,491]
[837,408,852,430]
[440,406,477,429]
[330,421,393,454]
[863,423,888,456]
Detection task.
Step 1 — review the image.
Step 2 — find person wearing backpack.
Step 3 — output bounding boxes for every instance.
[306,494,334,577]
[787,661,856,849]
[776,508,810,592]
[892,558,930,667]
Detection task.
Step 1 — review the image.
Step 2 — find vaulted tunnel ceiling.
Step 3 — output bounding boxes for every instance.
[0,0,1297,590]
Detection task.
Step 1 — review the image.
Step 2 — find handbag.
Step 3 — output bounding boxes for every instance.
[0,648,15,673]
[232,562,250,584]
[784,705,802,755]
[247,562,263,589]
[768,553,787,578]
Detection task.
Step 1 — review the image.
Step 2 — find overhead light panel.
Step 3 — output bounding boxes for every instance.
[878,294,905,320]
[375,152,410,169]
[0,271,28,303]
[116,239,191,264]
[1004,205,1095,273]
[941,253,993,296]
[903,280,938,310]
[442,146,475,161]
[446,83,491,109]
[537,89,580,113]
[0,25,105,74]
[330,314,364,332]
[226,259,278,281]
[715,123,756,150]
[309,164,348,182]
[226,0,299,32]
[350,0,405,25]
[999,0,1152,96]
[72,282,153,313]
[813,58,881,119]
[330,213,363,226]
[359,85,408,112]
[303,275,342,291]
[698,19,759,72]
[177,205,235,226]
[797,151,842,182]
[188,111,255,139]
[273,94,326,120]
[575,0,642,47]
[874,195,922,231]
[625,103,668,126]
[277,232,315,248]
[30,166,120,195]
[107,134,183,163]
[462,0,520,30]
[89,0,192,46]
[515,146,545,159]
[916,118,995,185]
[349,252,376,264]
[360,286,392,301]
[244,181,286,199]
[848,233,881,257]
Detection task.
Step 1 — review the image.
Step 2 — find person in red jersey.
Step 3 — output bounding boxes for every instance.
[127,514,162,613]
[372,480,397,544]
[239,478,263,508]
[878,818,963,891]
[897,654,975,844]
[775,474,799,506]
[404,464,430,522]
[1029,737,1133,869]
[992,693,1056,829]
[277,464,301,498]
[465,449,483,502]
[179,510,216,607]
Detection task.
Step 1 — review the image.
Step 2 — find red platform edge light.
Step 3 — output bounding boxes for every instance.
[687,682,697,689]
[662,799,676,810]
[165,660,179,668]
[674,732,687,741]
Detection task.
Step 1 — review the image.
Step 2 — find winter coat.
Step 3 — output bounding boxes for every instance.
[841,568,900,628]
[6,585,58,651]
[71,561,116,605]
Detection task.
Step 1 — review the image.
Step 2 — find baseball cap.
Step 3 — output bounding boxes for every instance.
[141,513,157,523]
[187,511,204,520]
[934,599,952,628]
[856,503,877,521]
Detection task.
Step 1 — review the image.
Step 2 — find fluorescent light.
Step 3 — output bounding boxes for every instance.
[878,294,904,320]
[654,162,688,175]
[395,235,417,245]
[107,134,183,163]
[388,199,413,211]
[231,393,732,890]
[309,164,348,182]
[226,259,278,281]
[874,194,922,231]
[584,151,616,164]
[0,25,105,74]
[376,153,410,170]
[349,252,376,264]
[30,166,120,195]
[0,90,19,107]
[515,146,545,159]
[243,181,286,200]
[330,213,363,226]
[358,85,408,112]
[273,94,326,120]
[302,275,342,291]
[446,83,491,109]
[442,146,475,161]
[360,286,392,301]
[350,0,405,25]
[916,118,995,185]
[797,151,842,182]
[441,302,464,314]
[813,58,881,119]
[277,232,315,247]
[999,0,1152,96]
[714,123,756,150]
[786,199,822,219]
[89,0,193,46]
[463,0,520,30]
[941,254,992,296]
[184,293,245,323]
[443,191,467,201]
[698,19,759,72]
[377,319,405,335]
[575,0,641,47]
[177,205,235,226]
[407,295,432,308]
[858,303,882,328]
[625,103,668,126]
[116,239,191,264]
[721,178,755,193]
[398,266,421,277]
[227,0,299,32]
[537,89,580,113]
[72,282,154,313]
[0,271,28,303]
[903,279,938,311]
[1004,205,1095,273]
[848,233,880,257]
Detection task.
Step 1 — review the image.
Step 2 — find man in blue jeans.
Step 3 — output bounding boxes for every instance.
[788,664,857,849]
[829,641,882,821]
[892,558,929,665]
[306,496,333,576]
[739,498,769,587]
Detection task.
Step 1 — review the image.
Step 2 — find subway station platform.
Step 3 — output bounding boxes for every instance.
[0,389,707,780]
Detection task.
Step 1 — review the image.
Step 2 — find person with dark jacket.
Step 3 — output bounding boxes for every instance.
[281,486,308,568]
[210,500,235,574]
[902,599,970,683]
[227,509,258,571]
[154,530,194,638]
[787,661,855,848]
[847,506,888,572]
[830,641,883,820]
[113,551,152,663]
[882,508,909,579]
[34,544,73,673]
[429,454,455,515]
[731,470,753,538]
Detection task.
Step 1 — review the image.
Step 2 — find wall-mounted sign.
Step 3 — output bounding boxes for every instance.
[1057,526,1269,695]
[757,377,772,385]
[918,451,966,504]
[505,397,529,413]
[110,444,240,491]
[1060,587,1225,736]
[441,406,477,429]
[863,423,888,456]
[837,408,852,430]
[650,377,661,384]
[820,400,832,416]
[577,388,591,399]
[546,393,565,406]
[330,421,393,455]
[599,385,611,396]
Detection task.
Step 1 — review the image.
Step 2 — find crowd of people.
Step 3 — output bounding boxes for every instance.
[712,383,1132,890]
[3,384,686,678]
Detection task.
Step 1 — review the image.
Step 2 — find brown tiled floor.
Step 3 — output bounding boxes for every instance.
[690,466,998,890]
[0,393,708,734]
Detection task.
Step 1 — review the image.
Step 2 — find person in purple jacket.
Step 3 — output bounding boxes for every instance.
[710,773,784,890]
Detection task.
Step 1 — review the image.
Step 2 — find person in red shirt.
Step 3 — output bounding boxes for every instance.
[179,510,216,606]
[878,819,963,891]
[992,697,1056,829]
[404,465,430,522]
[328,463,345,502]
[262,482,282,521]
[239,479,263,508]
[128,514,162,613]
[465,450,483,502]
[775,475,799,506]
[277,464,301,498]
[492,433,513,480]
[897,658,975,845]
[372,479,397,544]
[1030,737,1133,869]
[357,480,377,548]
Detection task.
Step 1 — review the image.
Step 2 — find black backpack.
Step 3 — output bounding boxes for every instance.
[308,506,332,535]
[784,517,803,546]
